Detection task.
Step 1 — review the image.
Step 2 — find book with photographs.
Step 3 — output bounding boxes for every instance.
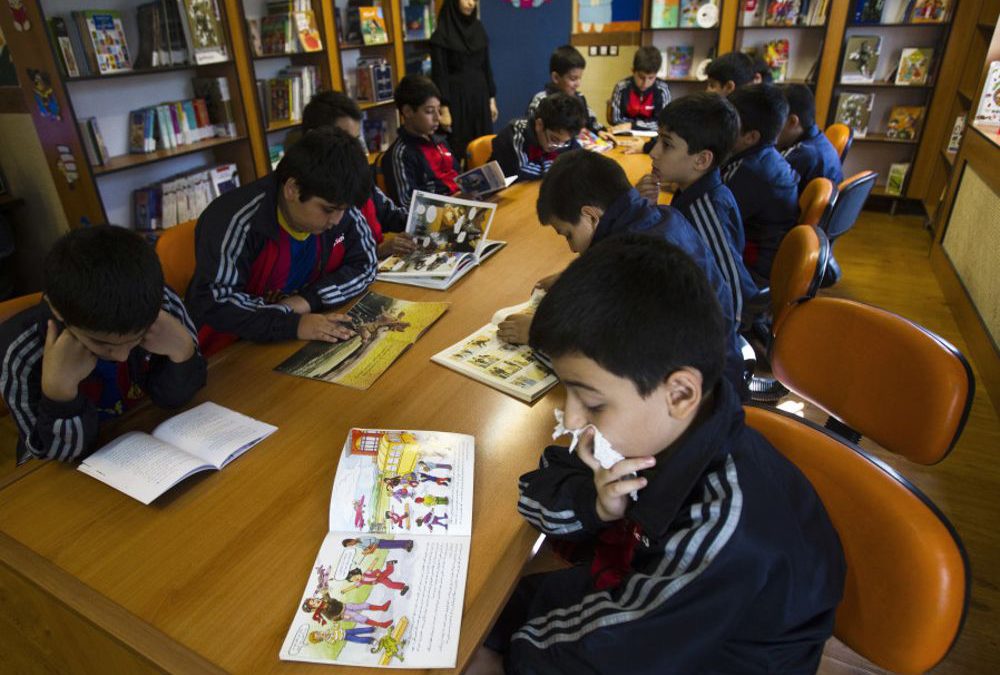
[377,191,505,290]
[73,10,133,75]
[432,292,558,403]
[275,292,449,390]
[279,428,474,668]
[841,35,881,83]
[885,106,924,140]
[78,402,277,505]
[178,0,228,64]
[652,0,680,27]
[975,62,1000,125]
[895,48,932,85]
[360,6,390,46]
[455,160,517,199]
[834,92,874,137]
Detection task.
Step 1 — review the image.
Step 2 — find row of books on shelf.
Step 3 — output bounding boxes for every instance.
[337,4,390,46]
[833,93,925,140]
[852,0,951,24]
[47,1,228,78]
[404,2,436,40]
[134,163,240,230]
[649,0,720,29]
[247,3,323,56]
[739,0,829,27]
[841,36,932,85]
[257,65,321,126]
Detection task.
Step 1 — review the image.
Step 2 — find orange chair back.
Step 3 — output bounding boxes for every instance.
[0,292,43,416]
[768,225,829,335]
[798,177,835,227]
[370,152,387,193]
[825,123,853,162]
[744,405,969,674]
[466,134,497,170]
[771,297,974,464]
[155,220,197,297]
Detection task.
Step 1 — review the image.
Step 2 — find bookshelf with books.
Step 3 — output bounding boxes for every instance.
[641,0,730,95]
[733,0,831,87]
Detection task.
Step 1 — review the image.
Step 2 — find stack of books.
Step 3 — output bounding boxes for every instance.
[250,1,323,56]
[258,65,320,126]
[133,163,240,230]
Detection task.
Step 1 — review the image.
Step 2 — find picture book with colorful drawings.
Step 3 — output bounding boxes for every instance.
[431,292,559,403]
[884,105,924,140]
[895,47,932,86]
[280,429,474,668]
[275,292,448,390]
[841,35,881,83]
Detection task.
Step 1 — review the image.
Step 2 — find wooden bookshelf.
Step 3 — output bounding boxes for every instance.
[855,133,921,144]
[92,136,248,177]
[64,64,214,82]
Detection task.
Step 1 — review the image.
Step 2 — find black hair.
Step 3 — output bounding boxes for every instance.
[529,235,726,396]
[534,92,587,134]
[536,149,632,224]
[727,83,789,144]
[302,90,362,132]
[633,46,662,75]
[781,83,816,129]
[44,225,164,334]
[705,52,755,89]
[550,45,586,76]
[394,74,442,113]
[275,127,370,207]
[752,56,773,84]
[657,92,740,169]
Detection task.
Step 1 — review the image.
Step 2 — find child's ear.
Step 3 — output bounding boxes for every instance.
[693,149,714,172]
[787,113,800,129]
[580,205,603,230]
[723,81,737,95]
[663,367,703,420]
[282,177,300,203]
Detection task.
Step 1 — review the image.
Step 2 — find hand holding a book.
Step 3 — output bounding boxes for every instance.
[576,429,654,522]
[141,311,196,364]
[41,320,97,402]
[497,311,533,345]
[297,313,356,343]
[378,232,417,260]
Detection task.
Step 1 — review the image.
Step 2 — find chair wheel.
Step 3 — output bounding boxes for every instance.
[748,376,788,403]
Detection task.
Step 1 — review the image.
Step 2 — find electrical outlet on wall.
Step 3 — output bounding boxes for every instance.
[589,46,598,56]
[599,45,608,56]
[609,45,619,56]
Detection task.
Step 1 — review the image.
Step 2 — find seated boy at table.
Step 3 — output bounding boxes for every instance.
[299,91,415,261]
[721,84,800,281]
[778,84,844,195]
[491,93,587,181]
[705,51,755,95]
[527,45,614,143]
[468,235,845,674]
[188,127,377,353]
[636,92,758,323]
[382,75,460,209]
[608,46,672,133]
[0,226,207,465]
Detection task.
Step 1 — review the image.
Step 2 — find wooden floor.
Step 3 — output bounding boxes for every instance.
[1,209,998,672]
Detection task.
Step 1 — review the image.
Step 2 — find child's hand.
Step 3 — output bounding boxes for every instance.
[141,310,196,363]
[534,272,561,292]
[622,140,646,155]
[497,311,533,345]
[635,173,661,204]
[576,428,654,522]
[389,232,417,257]
[490,97,499,123]
[41,320,97,402]
[598,130,617,145]
[297,313,356,342]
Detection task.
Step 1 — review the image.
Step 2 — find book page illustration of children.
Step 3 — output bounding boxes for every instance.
[302,593,393,628]
[342,536,415,555]
[385,506,410,529]
[309,624,377,646]
[353,496,366,529]
[342,560,410,595]
[416,510,449,531]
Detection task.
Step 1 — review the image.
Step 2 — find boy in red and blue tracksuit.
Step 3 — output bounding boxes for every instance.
[491,93,587,181]
[527,45,610,140]
[608,46,672,133]
[778,84,844,195]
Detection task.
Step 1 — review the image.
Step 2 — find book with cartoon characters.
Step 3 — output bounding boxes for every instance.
[279,429,474,668]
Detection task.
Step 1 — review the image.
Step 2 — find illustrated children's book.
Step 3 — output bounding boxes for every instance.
[841,35,881,83]
[742,0,765,26]
[834,92,874,137]
[455,160,516,198]
[179,0,229,64]
[909,0,950,22]
[577,128,615,153]
[884,105,924,140]
[275,292,449,390]
[280,429,474,668]
[359,6,390,45]
[652,0,680,27]
[78,402,277,505]
[763,39,790,82]
[74,10,133,75]
[377,191,504,290]
[431,293,559,403]
[974,61,1000,125]
[667,45,694,77]
[295,10,323,52]
[895,47,932,85]
[885,162,910,195]
[764,0,800,26]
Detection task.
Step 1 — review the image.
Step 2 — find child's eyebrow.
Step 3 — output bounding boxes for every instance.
[562,379,601,393]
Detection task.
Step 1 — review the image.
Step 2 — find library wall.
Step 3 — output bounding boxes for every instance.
[578,47,637,128]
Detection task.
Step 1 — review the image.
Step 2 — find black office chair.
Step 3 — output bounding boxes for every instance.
[820,171,878,288]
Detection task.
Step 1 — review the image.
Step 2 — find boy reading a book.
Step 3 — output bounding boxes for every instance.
[490,93,587,181]
[0,226,207,465]
[705,52,755,95]
[299,90,416,260]
[722,84,800,281]
[608,46,672,133]
[469,235,844,674]
[383,75,460,209]
[188,127,377,354]
[635,93,758,323]
[527,45,614,143]
[778,83,844,194]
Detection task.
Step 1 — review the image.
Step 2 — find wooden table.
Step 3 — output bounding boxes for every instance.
[0,150,654,674]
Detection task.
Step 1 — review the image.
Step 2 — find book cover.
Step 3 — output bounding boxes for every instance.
[179,0,229,64]
[246,17,262,55]
[48,17,81,77]
[975,61,1000,124]
[404,4,431,39]
[946,115,965,152]
[852,0,884,24]
[88,118,111,163]
[652,0,681,28]
[880,0,909,21]
[763,39,790,82]
[765,0,800,26]
[455,160,515,198]
[678,0,701,27]
[80,10,133,74]
[260,15,289,54]
[885,106,924,140]
[577,128,614,153]
[269,143,285,169]
[666,45,694,77]
[295,10,323,52]
[129,109,148,154]
[279,428,474,668]
[192,76,237,137]
[275,292,449,390]
[742,0,765,26]
[885,162,909,195]
[359,7,389,46]
[841,35,881,83]
[834,92,874,137]
[895,47,932,85]
[363,117,387,153]
[909,0,949,22]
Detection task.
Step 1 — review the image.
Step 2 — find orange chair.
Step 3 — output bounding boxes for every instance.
[370,151,387,194]
[465,134,497,170]
[745,405,969,674]
[798,177,835,228]
[824,123,853,163]
[0,292,43,416]
[821,170,878,287]
[155,220,197,297]
[771,296,974,464]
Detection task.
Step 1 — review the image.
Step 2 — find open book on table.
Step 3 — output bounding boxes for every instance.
[431,292,558,403]
[454,160,517,198]
[610,123,657,138]
[280,428,474,668]
[377,191,504,290]
[78,402,277,505]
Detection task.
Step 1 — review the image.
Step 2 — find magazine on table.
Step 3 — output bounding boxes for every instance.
[279,428,474,668]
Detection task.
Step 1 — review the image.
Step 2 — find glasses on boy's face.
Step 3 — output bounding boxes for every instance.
[542,128,573,151]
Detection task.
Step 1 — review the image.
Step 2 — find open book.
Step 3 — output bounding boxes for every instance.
[377,191,504,290]
[610,123,657,138]
[280,429,474,668]
[78,402,277,505]
[455,160,517,198]
[431,293,558,403]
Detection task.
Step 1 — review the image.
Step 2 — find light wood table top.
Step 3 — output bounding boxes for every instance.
[0,149,655,674]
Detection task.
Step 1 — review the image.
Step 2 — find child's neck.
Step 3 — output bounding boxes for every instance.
[676,170,708,192]
[404,123,431,140]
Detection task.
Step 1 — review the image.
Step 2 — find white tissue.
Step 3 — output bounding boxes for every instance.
[553,409,637,500]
